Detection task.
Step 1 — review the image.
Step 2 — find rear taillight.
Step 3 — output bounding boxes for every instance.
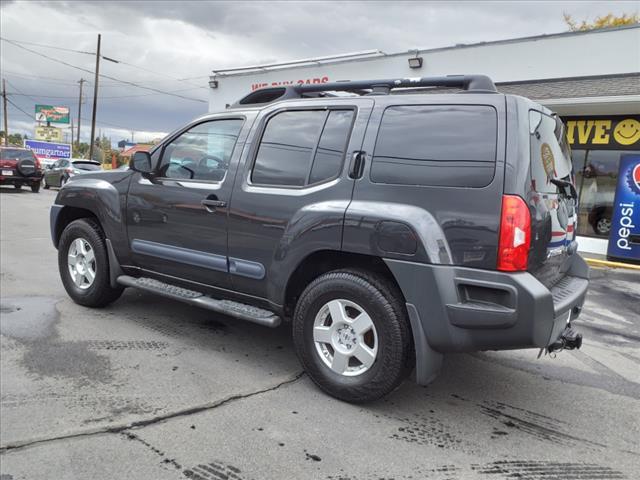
[497,195,531,272]
[34,158,41,169]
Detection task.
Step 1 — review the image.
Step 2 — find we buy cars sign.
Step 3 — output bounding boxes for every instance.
[24,140,72,160]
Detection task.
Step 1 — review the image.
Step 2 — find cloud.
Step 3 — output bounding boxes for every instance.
[1,0,636,144]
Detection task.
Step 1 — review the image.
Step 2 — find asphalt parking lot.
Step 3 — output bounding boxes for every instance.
[1,186,639,480]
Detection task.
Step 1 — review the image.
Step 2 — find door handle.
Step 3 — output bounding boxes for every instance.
[348,151,366,179]
[201,196,226,212]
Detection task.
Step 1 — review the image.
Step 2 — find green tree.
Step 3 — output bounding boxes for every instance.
[563,12,639,31]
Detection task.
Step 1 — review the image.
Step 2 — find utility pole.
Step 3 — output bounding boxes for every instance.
[88,34,101,161]
[76,78,86,146]
[2,79,8,146]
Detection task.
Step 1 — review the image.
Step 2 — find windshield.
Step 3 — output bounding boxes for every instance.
[73,162,102,171]
[0,149,36,161]
[529,110,573,194]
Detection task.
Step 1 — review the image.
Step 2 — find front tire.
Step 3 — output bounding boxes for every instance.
[293,269,413,403]
[43,176,50,189]
[58,218,124,307]
[13,184,21,190]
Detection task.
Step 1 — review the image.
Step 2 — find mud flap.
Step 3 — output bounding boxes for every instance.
[406,303,443,385]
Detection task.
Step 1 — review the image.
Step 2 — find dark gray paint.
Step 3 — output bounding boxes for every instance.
[50,90,589,368]
[131,239,228,272]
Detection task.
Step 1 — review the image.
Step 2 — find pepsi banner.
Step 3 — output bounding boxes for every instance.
[24,140,72,160]
[607,154,640,262]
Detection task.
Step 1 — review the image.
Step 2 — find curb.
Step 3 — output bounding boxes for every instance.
[583,257,640,271]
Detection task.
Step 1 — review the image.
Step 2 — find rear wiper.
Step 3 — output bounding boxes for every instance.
[550,178,578,200]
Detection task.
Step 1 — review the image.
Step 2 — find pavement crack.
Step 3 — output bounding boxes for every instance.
[0,371,305,454]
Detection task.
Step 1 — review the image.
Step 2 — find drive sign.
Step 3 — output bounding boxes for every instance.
[607,154,640,262]
[24,140,72,161]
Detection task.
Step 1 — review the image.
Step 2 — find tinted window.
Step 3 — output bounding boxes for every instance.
[529,110,573,194]
[252,110,326,186]
[309,110,354,184]
[73,162,101,171]
[159,119,243,182]
[371,105,497,187]
[0,149,36,161]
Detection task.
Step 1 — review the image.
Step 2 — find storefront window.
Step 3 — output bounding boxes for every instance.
[573,149,640,237]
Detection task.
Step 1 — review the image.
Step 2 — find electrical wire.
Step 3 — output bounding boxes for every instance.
[1,37,208,90]
[5,97,34,119]
[2,38,207,103]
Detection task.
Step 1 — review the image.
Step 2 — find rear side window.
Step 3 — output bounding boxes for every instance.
[252,109,354,186]
[371,105,497,187]
[529,110,573,193]
[73,162,101,171]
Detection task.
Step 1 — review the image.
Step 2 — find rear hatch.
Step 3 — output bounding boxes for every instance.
[527,109,578,288]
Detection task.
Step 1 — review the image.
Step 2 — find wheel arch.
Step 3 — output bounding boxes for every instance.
[283,250,403,317]
[51,206,100,249]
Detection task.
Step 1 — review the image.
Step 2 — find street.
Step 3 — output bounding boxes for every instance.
[1,186,639,480]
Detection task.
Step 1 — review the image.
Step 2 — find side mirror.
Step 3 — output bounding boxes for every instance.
[130,151,153,175]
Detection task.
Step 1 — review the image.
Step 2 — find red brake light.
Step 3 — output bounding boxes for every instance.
[497,195,531,272]
[34,157,41,169]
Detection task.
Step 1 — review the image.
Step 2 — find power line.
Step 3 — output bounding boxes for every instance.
[2,36,208,91]
[2,38,207,103]
[6,97,34,119]
[0,38,95,55]
[8,86,204,100]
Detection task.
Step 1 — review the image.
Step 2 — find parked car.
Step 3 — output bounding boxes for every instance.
[50,75,589,403]
[42,159,102,189]
[0,146,44,192]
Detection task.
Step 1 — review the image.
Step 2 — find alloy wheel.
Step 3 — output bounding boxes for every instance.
[67,237,96,289]
[313,299,378,377]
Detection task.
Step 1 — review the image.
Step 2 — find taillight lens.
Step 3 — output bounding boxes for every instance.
[497,195,531,271]
[34,158,41,169]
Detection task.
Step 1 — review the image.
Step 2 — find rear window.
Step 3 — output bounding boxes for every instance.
[529,110,573,193]
[0,149,36,161]
[371,105,497,187]
[73,162,101,171]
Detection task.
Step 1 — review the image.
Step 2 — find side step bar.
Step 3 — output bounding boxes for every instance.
[116,275,281,328]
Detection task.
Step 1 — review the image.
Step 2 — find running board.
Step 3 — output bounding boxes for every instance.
[116,275,281,328]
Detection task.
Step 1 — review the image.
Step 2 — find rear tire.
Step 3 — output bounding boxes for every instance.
[31,182,40,193]
[293,269,413,403]
[58,218,124,307]
[13,184,21,190]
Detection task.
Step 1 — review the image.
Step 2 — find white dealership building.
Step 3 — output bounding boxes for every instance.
[208,25,640,261]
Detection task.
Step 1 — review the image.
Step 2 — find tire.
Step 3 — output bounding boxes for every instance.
[594,216,611,236]
[13,184,21,190]
[31,182,40,193]
[58,218,124,307]
[43,176,50,189]
[293,269,414,403]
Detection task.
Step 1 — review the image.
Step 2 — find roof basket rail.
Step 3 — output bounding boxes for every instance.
[231,74,497,108]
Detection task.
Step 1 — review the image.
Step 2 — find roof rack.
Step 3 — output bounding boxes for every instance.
[230,74,497,108]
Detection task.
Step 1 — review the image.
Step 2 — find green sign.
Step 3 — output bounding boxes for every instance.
[35,105,70,124]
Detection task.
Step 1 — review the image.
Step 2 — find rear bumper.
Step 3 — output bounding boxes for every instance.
[385,254,589,354]
[0,171,43,185]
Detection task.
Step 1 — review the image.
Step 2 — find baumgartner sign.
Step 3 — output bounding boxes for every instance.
[24,140,72,160]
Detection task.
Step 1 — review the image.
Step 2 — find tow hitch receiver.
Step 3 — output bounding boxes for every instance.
[548,324,583,353]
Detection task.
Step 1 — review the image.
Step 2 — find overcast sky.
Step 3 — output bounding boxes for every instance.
[0,0,637,144]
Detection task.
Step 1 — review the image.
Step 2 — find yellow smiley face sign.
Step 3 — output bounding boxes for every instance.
[613,118,640,146]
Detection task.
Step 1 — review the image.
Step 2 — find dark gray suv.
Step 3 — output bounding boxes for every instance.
[50,75,589,403]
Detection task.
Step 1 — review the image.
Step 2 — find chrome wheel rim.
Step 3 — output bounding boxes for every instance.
[313,299,378,377]
[67,238,96,289]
